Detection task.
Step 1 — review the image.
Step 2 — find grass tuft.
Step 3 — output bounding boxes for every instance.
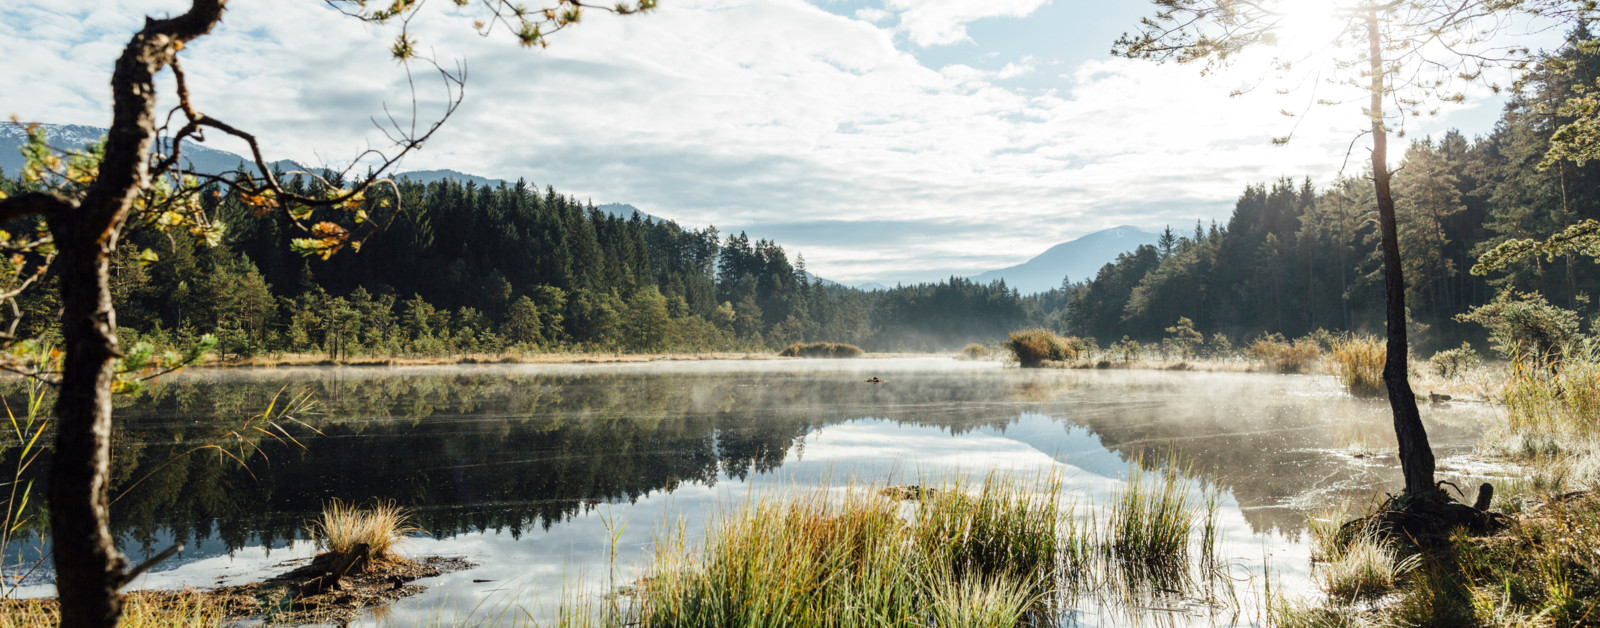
[1314,526,1416,601]
[309,499,418,564]
[1107,463,1196,567]
[958,343,992,360]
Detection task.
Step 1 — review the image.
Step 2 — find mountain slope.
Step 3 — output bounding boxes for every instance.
[0,123,301,176]
[970,225,1160,294]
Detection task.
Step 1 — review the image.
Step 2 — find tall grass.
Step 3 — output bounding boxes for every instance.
[1107,463,1197,568]
[0,590,229,628]
[308,499,418,564]
[1502,340,1600,442]
[634,475,1062,626]
[777,342,864,358]
[1246,334,1321,374]
[1313,526,1416,601]
[1328,335,1385,397]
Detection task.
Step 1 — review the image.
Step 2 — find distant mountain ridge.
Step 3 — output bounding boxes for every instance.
[969,225,1161,295]
[0,123,302,177]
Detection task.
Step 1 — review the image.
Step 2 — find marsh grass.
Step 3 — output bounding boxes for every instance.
[1108,463,1197,568]
[1313,526,1417,601]
[1246,334,1321,374]
[1502,340,1600,442]
[309,499,418,564]
[1328,336,1385,397]
[0,590,228,628]
[777,342,864,358]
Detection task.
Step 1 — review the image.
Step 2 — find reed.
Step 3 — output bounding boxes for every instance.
[1107,463,1197,567]
[958,343,992,360]
[634,474,1069,627]
[1328,335,1385,397]
[1502,340,1600,442]
[308,499,418,564]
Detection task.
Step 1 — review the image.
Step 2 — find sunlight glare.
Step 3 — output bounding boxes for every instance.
[1272,0,1349,52]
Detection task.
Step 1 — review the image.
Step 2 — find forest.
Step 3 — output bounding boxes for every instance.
[1066,33,1600,353]
[0,165,1058,357]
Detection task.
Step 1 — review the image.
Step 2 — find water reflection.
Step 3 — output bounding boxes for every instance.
[1,358,1502,624]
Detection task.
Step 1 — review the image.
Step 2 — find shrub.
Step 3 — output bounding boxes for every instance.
[777,342,865,358]
[1430,342,1481,378]
[1457,291,1582,363]
[959,343,992,360]
[1247,333,1320,374]
[1329,335,1386,397]
[1007,329,1075,367]
[1164,317,1203,359]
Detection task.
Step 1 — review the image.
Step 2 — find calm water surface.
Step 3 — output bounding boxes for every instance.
[3,358,1507,625]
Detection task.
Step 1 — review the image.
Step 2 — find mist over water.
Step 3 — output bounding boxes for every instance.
[0,358,1504,624]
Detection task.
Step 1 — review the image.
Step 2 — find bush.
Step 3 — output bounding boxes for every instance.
[1006,329,1076,367]
[1457,291,1582,363]
[1430,342,1481,378]
[778,342,865,358]
[1247,333,1320,374]
[958,343,992,360]
[1330,335,1386,397]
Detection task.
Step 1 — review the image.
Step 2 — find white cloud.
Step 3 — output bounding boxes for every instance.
[0,0,1497,283]
[883,0,1052,47]
[853,7,892,23]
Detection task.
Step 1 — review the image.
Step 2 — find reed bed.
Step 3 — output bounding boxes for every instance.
[635,475,1067,626]
[958,343,993,360]
[1501,340,1600,443]
[1246,334,1321,374]
[1328,335,1385,397]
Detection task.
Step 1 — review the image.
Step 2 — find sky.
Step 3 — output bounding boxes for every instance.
[0,0,1565,285]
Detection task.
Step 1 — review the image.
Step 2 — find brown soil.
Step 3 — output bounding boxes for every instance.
[214,554,474,625]
[1,555,473,626]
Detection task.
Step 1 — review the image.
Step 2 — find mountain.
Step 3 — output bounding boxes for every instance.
[395,168,503,188]
[0,123,301,177]
[969,225,1161,295]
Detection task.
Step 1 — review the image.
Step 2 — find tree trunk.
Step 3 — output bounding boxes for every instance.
[1366,10,1435,498]
[48,3,226,626]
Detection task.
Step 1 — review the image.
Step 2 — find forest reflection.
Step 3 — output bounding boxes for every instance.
[0,361,1494,562]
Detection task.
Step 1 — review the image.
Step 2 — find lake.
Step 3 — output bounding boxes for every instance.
[1,358,1507,625]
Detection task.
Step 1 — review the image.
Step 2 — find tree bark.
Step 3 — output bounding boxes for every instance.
[48,3,226,626]
[1365,9,1435,498]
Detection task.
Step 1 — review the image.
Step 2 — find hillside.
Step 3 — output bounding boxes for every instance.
[969,225,1160,294]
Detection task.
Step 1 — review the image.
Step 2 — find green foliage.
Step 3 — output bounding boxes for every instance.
[1430,342,1482,378]
[1163,316,1203,358]
[1457,291,1583,362]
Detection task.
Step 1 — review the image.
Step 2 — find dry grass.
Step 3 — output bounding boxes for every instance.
[1007,329,1079,368]
[0,590,229,628]
[309,499,418,563]
[958,343,993,360]
[1313,527,1417,601]
[1247,334,1321,374]
[1328,336,1385,397]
